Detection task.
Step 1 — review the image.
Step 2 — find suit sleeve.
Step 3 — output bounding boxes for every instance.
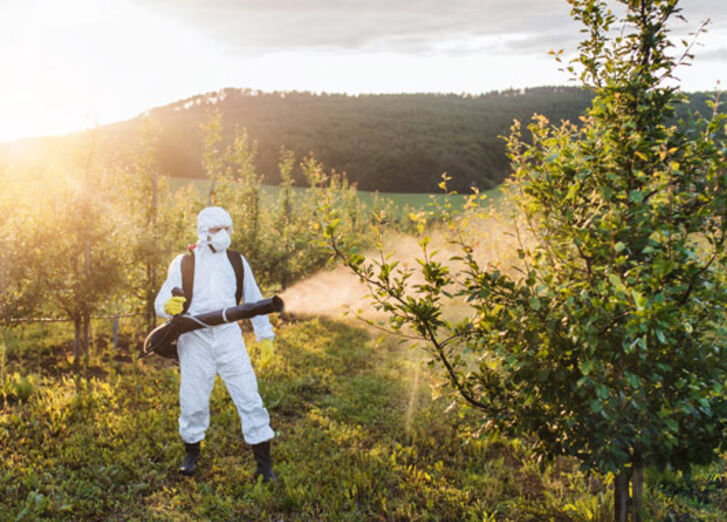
[154,254,185,319]
[241,254,275,341]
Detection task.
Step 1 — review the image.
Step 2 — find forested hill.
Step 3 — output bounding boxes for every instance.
[148,86,594,192]
[0,87,720,192]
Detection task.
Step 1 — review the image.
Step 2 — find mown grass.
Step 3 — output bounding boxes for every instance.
[2,318,727,520]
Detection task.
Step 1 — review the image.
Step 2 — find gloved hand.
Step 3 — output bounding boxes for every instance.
[164,296,187,316]
[258,339,275,368]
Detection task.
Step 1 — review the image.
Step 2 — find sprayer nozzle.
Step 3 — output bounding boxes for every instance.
[272,295,284,313]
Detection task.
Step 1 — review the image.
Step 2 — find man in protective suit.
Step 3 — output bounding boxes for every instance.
[155,206,277,481]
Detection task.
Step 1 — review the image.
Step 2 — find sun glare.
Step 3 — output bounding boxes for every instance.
[0,0,218,143]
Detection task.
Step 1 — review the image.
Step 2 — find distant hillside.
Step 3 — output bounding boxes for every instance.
[0,87,721,192]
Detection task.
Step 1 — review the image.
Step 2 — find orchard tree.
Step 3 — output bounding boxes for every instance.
[201,107,226,205]
[322,0,727,519]
[120,120,175,329]
[31,142,124,374]
[1,159,124,370]
[271,147,297,290]
[196,108,373,291]
[0,180,45,323]
[200,109,267,265]
[226,127,264,259]
[118,119,197,329]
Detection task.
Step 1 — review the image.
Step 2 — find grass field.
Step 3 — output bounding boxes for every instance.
[2,317,727,520]
[168,177,505,216]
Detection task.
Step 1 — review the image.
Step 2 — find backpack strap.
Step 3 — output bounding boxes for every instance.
[179,249,244,312]
[227,250,245,305]
[181,252,195,313]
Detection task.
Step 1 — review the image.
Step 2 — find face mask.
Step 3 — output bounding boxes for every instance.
[208,229,231,252]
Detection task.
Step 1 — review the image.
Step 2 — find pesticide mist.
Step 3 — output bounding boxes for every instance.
[280,215,522,322]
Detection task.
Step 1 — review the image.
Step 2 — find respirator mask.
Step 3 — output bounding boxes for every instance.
[208,228,231,252]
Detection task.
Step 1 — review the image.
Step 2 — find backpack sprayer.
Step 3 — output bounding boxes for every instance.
[139,287,284,361]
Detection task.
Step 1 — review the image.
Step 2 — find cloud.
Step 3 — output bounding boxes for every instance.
[134,0,578,56]
[695,46,727,62]
[133,0,727,61]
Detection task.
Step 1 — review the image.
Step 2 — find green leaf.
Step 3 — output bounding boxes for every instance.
[625,372,640,389]
[545,151,559,163]
[589,399,604,414]
[580,360,594,376]
[629,190,644,203]
[596,384,609,399]
[655,329,667,344]
[608,274,625,292]
[664,418,679,433]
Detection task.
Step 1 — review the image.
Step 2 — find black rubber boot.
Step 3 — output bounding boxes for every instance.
[251,440,277,483]
[179,441,200,476]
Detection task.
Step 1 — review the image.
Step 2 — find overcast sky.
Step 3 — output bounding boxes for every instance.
[0,0,725,142]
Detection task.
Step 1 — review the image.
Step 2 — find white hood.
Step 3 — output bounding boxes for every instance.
[196,206,233,244]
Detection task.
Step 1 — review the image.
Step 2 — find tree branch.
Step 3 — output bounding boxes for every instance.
[330,233,488,410]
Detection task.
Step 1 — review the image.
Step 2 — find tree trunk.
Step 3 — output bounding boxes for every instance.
[150,264,157,328]
[208,180,216,205]
[631,462,644,522]
[83,240,91,372]
[148,167,159,330]
[281,187,291,291]
[82,313,90,371]
[614,470,630,522]
[73,318,81,375]
[146,262,157,330]
[112,315,119,351]
[251,189,259,245]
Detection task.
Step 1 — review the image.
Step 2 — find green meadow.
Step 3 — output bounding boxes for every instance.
[168,177,505,217]
[2,317,727,520]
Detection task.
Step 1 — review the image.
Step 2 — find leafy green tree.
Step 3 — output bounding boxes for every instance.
[273,146,296,290]
[118,121,164,328]
[201,107,226,205]
[198,108,376,291]
[0,179,44,323]
[227,127,264,257]
[14,147,125,373]
[117,119,195,329]
[247,150,373,291]
[322,0,727,519]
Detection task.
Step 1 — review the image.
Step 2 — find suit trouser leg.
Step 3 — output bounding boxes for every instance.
[178,335,217,444]
[218,341,275,445]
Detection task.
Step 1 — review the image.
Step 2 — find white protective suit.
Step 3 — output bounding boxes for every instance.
[154,207,275,446]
